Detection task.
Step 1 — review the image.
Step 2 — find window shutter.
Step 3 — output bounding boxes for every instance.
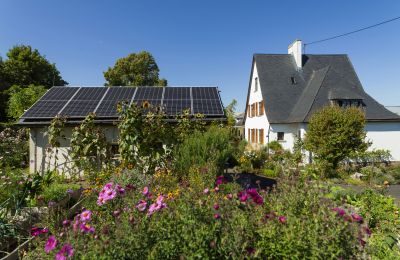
[259,129,264,144]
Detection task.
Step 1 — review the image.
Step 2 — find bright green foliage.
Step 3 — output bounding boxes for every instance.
[47,115,66,148]
[224,99,237,126]
[304,106,369,170]
[175,109,206,142]
[6,85,46,120]
[103,51,167,86]
[70,113,110,173]
[118,103,173,173]
[173,126,236,177]
[41,182,81,204]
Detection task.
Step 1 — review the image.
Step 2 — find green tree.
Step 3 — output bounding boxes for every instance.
[6,85,46,120]
[304,106,369,170]
[224,99,237,126]
[103,51,167,86]
[1,45,67,90]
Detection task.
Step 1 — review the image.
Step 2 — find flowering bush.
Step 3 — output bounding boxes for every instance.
[26,171,375,259]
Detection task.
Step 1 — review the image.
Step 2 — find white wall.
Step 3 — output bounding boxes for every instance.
[365,122,400,161]
[29,126,120,174]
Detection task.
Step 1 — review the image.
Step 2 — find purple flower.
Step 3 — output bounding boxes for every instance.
[203,188,210,194]
[62,220,71,227]
[48,201,56,207]
[278,216,287,223]
[246,247,255,255]
[363,226,372,236]
[66,189,74,195]
[136,200,147,212]
[125,184,135,191]
[80,223,95,234]
[97,183,118,206]
[80,210,92,222]
[55,244,74,260]
[116,184,125,195]
[213,203,219,210]
[358,238,366,247]
[147,195,167,216]
[238,191,248,202]
[214,213,221,219]
[44,235,57,253]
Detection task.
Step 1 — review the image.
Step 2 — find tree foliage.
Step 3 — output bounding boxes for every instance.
[6,85,46,120]
[1,45,67,90]
[224,99,237,126]
[304,106,369,170]
[103,51,167,86]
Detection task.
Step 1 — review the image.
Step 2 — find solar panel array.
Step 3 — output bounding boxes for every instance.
[21,86,225,119]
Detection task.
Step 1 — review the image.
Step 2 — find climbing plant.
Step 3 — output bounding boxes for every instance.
[70,113,110,177]
[46,115,66,173]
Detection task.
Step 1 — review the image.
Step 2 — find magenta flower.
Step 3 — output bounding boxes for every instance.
[363,226,372,236]
[214,213,221,219]
[31,227,48,237]
[215,176,227,186]
[332,207,346,217]
[213,203,219,210]
[44,235,57,253]
[142,186,149,196]
[80,223,95,234]
[351,213,363,223]
[264,212,276,221]
[136,200,147,212]
[278,216,287,223]
[80,210,92,222]
[203,188,210,194]
[238,191,248,202]
[97,183,118,206]
[226,193,233,200]
[55,244,74,260]
[358,238,366,247]
[62,220,71,227]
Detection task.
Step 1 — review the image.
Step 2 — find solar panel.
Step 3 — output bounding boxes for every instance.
[163,99,192,114]
[134,87,163,100]
[94,87,137,117]
[73,87,107,100]
[41,87,79,100]
[22,101,68,118]
[193,99,224,115]
[163,87,190,99]
[192,87,220,100]
[60,100,100,117]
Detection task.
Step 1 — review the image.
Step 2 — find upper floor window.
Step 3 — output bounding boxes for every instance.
[277,132,284,141]
[254,77,258,92]
[333,99,364,108]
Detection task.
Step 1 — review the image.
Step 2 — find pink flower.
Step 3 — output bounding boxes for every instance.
[142,186,149,196]
[147,195,167,216]
[278,216,286,223]
[44,235,57,253]
[55,244,74,260]
[203,188,210,194]
[97,183,118,205]
[214,186,219,192]
[226,193,233,200]
[351,213,363,223]
[136,200,147,212]
[62,220,71,227]
[80,223,95,234]
[213,203,219,210]
[80,210,92,222]
[214,213,221,219]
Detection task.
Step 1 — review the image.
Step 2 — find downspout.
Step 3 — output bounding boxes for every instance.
[267,125,271,158]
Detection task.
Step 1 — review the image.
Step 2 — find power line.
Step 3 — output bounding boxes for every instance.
[304,16,400,48]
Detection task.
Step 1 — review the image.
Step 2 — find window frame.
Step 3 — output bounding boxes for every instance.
[277,132,284,141]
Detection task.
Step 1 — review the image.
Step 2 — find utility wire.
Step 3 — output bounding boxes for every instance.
[304,16,400,48]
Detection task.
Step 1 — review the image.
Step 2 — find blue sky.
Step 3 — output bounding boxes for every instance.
[1,1,399,111]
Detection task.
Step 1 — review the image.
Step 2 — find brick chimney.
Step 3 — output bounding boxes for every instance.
[288,39,302,69]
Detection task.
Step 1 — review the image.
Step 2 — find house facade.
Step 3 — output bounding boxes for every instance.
[244,40,400,161]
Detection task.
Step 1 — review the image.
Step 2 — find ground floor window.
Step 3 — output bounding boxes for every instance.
[247,128,265,144]
[277,132,284,141]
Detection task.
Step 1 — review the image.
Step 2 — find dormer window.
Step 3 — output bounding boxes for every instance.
[254,77,258,92]
[291,76,297,85]
[332,99,364,108]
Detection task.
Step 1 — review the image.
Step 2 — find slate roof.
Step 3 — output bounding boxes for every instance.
[245,54,400,123]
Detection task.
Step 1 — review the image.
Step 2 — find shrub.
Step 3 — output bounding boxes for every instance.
[174,126,235,178]
[41,183,81,204]
[0,128,28,169]
[304,106,369,171]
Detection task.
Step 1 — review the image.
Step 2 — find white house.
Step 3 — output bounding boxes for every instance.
[244,40,400,161]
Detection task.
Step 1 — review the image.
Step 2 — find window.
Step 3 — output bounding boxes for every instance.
[251,129,256,143]
[259,129,264,144]
[254,77,258,92]
[247,105,250,117]
[291,76,297,85]
[334,99,364,108]
[258,101,264,116]
[248,128,251,141]
[277,132,284,141]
